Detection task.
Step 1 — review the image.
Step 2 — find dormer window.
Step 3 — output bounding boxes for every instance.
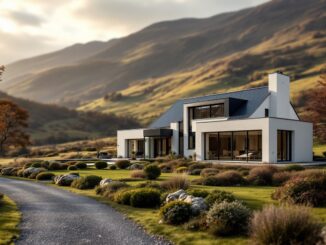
[192,103,224,119]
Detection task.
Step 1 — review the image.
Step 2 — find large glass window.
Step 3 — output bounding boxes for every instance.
[194,105,210,119]
[277,130,292,161]
[191,103,225,120]
[218,132,232,160]
[204,130,262,161]
[127,139,144,158]
[211,104,224,118]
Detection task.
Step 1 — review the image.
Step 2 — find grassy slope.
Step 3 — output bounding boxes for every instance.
[43,168,326,245]
[0,195,20,244]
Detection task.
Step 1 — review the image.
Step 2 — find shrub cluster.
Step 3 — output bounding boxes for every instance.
[206,201,251,236]
[205,190,236,207]
[115,160,131,169]
[96,181,129,198]
[36,172,55,181]
[202,170,245,186]
[71,175,102,189]
[247,166,277,186]
[115,188,161,208]
[250,205,323,245]
[95,161,108,169]
[75,162,87,169]
[160,201,192,225]
[160,176,189,191]
[144,164,161,180]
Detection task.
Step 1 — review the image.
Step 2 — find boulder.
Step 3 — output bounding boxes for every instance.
[166,189,207,214]
[100,178,113,187]
[54,173,80,186]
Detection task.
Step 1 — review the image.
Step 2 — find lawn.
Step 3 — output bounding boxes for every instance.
[43,167,326,245]
[0,195,20,245]
[314,143,326,157]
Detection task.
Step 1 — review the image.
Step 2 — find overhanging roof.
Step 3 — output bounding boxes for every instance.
[144,128,173,137]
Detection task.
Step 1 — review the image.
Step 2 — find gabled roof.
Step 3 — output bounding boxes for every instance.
[149,86,270,128]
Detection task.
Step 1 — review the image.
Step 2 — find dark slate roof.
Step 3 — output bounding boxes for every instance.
[149,86,270,128]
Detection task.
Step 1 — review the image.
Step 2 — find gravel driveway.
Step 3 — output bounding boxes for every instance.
[0,177,170,245]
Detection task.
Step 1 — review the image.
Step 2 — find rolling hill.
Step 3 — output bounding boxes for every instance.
[1,0,325,125]
[0,91,140,145]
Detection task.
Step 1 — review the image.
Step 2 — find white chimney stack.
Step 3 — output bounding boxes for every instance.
[268,72,290,118]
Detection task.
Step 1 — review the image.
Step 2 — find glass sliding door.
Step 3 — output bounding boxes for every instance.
[248,131,262,161]
[218,132,232,160]
[206,133,219,160]
[277,130,292,162]
[127,139,144,158]
[154,138,171,158]
[232,131,247,161]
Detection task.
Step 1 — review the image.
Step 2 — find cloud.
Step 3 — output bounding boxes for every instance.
[7,10,44,26]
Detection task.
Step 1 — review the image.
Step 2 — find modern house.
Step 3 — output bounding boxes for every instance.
[117,73,313,163]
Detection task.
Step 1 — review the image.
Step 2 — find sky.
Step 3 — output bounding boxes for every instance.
[0,0,268,64]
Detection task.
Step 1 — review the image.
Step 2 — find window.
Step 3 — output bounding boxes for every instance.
[188,132,196,149]
[194,105,210,119]
[211,104,224,118]
[191,103,224,120]
[218,132,232,160]
[265,109,269,117]
[277,130,292,161]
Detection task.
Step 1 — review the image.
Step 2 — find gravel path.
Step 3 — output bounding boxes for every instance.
[0,177,170,245]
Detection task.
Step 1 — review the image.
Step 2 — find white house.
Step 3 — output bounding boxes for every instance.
[117,72,313,163]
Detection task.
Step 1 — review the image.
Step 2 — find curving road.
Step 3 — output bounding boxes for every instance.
[0,177,170,245]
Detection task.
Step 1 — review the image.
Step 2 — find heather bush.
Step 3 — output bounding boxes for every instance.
[60,163,68,170]
[205,190,236,207]
[75,162,87,169]
[114,188,135,205]
[136,181,162,190]
[183,214,207,231]
[272,171,292,186]
[36,172,55,181]
[188,163,212,171]
[176,167,188,173]
[187,189,209,198]
[247,166,278,186]
[130,170,145,179]
[31,162,42,168]
[48,162,61,170]
[206,201,251,236]
[160,176,189,191]
[200,168,219,177]
[129,188,161,208]
[272,172,326,207]
[144,164,161,180]
[202,170,245,186]
[68,165,78,171]
[96,181,129,197]
[115,160,131,169]
[250,205,323,245]
[109,164,117,170]
[71,175,102,189]
[158,163,173,173]
[160,201,192,225]
[284,164,305,172]
[189,169,202,175]
[95,161,108,169]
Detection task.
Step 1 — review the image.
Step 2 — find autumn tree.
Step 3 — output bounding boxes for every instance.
[0,101,30,156]
[307,69,326,143]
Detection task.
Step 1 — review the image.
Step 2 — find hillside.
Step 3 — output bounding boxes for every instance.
[0,91,140,145]
[1,0,325,124]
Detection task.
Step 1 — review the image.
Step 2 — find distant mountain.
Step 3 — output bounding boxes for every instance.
[1,0,325,124]
[0,91,140,145]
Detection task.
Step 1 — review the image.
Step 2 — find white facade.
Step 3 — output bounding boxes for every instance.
[117,72,313,163]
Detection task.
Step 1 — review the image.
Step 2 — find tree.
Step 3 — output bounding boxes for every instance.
[307,69,326,143]
[0,101,30,156]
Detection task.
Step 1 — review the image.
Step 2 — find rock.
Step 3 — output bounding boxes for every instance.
[100,178,113,187]
[54,173,80,186]
[166,189,207,214]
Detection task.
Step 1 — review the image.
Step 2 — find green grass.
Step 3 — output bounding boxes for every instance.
[0,195,20,245]
[314,143,326,157]
[42,167,326,244]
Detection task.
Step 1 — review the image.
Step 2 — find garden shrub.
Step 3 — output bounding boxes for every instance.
[160,201,192,225]
[31,162,42,168]
[250,205,323,245]
[144,164,161,180]
[48,162,61,170]
[130,170,145,179]
[284,164,305,172]
[272,172,326,207]
[65,161,77,166]
[96,181,129,197]
[36,172,55,181]
[247,166,278,186]
[28,168,46,179]
[189,169,202,175]
[75,162,87,169]
[1,167,14,176]
[71,175,102,189]
[205,190,236,207]
[200,168,219,177]
[109,164,117,170]
[160,176,189,191]
[176,167,188,173]
[188,163,212,171]
[137,181,162,190]
[187,189,209,198]
[68,165,78,171]
[272,171,292,186]
[60,163,68,170]
[115,160,131,169]
[24,162,32,169]
[206,201,251,236]
[183,214,207,231]
[95,161,108,169]
[158,163,172,173]
[202,171,245,186]
[129,188,161,208]
[114,189,135,205]
[17,169,24,177]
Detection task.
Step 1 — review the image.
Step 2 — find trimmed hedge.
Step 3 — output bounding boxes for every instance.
[130,188,161,208]
[71,175,102,189]
[95,161,108,169]
[75,162,87,169]
[115,160,131,169]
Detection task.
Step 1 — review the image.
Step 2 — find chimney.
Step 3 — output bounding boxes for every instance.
[268,72,290,118]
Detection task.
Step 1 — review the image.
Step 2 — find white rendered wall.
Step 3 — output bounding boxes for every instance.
[183,105,195,158]
[268,118,313,162]
[269,73,291,119]
[170,122,180,155]
[117,129,144,158]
